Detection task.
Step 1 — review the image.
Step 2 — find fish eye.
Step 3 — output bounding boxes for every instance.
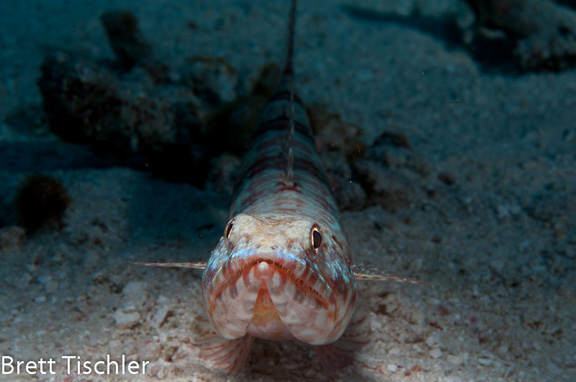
[225,219,235,240]
[310,225,322,251]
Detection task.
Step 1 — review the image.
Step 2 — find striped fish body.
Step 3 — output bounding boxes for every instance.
[203,78,357,342]
[200,0,359,372]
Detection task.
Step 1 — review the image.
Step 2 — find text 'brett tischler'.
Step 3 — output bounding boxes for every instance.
[1,355,149,375]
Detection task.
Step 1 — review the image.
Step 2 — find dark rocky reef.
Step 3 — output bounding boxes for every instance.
[37,9,451,215]
[37,10,279,186]
[344,0,576,74]
[463,0,576,72]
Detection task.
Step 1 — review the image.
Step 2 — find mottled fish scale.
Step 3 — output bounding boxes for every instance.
[230,82,337,223]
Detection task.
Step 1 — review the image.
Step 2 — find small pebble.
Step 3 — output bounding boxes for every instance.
[151,306,169,329]
[430,347,443,359]
[113,310,140,329]
[122,281,147,308]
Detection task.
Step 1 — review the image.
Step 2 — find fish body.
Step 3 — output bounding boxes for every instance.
[137,0,424,373]
[203,65,357,341]
[199,0,360,372]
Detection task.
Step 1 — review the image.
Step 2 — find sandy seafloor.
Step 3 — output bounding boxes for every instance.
[0,0,575,381]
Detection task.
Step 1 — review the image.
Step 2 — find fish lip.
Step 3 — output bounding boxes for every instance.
[211,257,331,310]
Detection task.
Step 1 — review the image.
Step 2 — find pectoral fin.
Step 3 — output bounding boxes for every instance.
[315,311,370,370]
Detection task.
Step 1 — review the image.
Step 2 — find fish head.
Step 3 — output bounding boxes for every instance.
[202,213,356,344]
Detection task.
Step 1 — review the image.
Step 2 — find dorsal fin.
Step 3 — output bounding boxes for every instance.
[284,0,296,77]
[284,0,297,183]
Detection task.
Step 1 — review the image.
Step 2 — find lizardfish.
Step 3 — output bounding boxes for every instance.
[138,0,422,373]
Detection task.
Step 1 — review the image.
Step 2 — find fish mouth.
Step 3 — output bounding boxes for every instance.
[213,258,331,310]
[203,256,346,343]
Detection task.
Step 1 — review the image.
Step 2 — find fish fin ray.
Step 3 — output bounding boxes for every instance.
[197,334,254,374]
[190,315,254,374]
[352,263,429,284]
[132,261,207,270]
[315,309,370,370]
